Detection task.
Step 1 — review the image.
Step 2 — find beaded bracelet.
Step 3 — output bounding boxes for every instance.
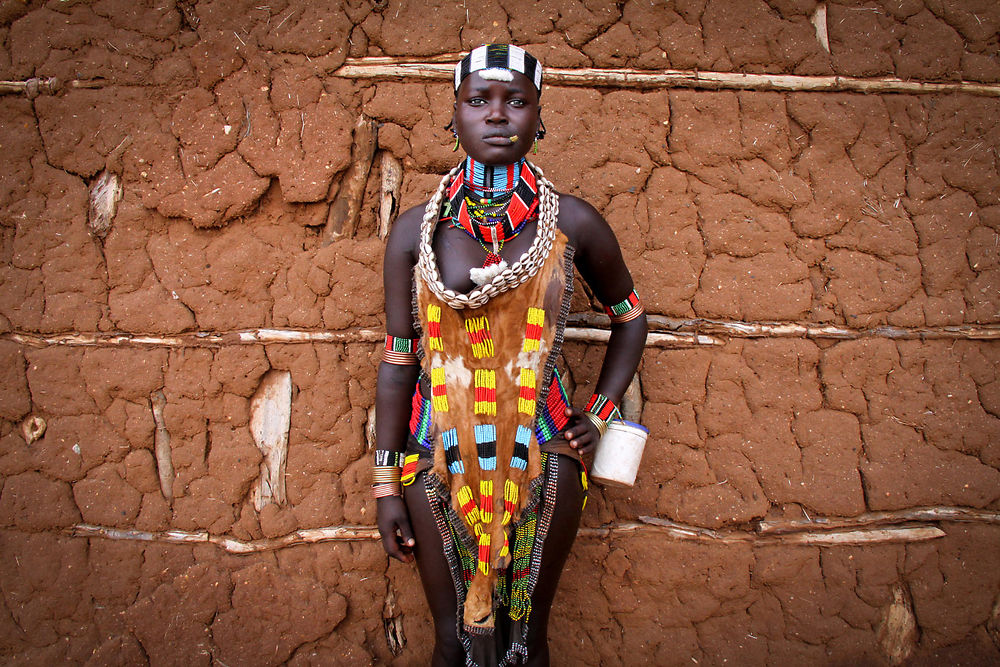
[604,289,644,324]
[373,450,404,468]
[583,393,620,438]
[383,334,419,365]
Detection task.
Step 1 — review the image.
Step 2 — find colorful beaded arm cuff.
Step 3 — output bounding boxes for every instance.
[584,393,621,438]
[383,335,419,365]
[604,289,644,324]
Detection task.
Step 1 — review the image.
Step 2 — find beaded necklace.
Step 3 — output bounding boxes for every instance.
[444,158,539,271]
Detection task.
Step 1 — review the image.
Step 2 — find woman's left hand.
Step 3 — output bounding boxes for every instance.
[562,406,601,456]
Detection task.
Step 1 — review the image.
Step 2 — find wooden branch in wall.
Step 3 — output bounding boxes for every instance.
[67,507,984,554]
[7,318,1000,350]
[334,58,1000,97]
[756,507,1000,534]
[0,76,104,97]
[378,152,402,239]
[324,115,377,244]
[569,312,1000,341]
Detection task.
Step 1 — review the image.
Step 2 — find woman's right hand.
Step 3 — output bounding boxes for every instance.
[377,496,416,563]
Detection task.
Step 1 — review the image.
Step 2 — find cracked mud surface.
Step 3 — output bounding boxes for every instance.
[1,1,999,664]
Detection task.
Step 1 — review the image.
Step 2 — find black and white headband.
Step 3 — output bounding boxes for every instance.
[454,44,542,97]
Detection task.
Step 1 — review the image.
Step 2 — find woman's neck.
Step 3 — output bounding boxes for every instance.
[463,157,525,194]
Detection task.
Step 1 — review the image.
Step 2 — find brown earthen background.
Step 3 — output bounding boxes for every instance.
[1,0,999,664]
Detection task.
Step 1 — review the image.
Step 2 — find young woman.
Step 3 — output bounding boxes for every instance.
[373,44,647,666]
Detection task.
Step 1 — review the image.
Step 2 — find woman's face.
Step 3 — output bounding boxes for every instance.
[453,70,541,167]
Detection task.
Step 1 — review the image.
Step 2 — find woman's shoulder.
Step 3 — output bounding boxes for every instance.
[385,201,428,260]
[554,192,611,247]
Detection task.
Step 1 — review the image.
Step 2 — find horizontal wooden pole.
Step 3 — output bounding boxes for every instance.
[59,509,979,554]
[569,313,1000,341]
[2,327,717,349]
[6,318,998,350]
[335,58,1000,97]
[755,506,1000,534]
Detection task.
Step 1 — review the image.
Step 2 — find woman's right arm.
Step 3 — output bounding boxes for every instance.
[375,205,425,562]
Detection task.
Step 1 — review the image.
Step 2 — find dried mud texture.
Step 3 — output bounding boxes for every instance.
[1,0,999,665]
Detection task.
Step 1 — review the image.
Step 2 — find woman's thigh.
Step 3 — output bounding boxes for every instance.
[527,455,585,645]
[404,475,463,657]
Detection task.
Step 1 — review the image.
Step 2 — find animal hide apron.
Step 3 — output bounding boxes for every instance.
[415,222,575,666]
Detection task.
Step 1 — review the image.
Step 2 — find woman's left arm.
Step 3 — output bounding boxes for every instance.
[558,194,648,453]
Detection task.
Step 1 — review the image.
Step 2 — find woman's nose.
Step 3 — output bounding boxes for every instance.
[486,100,507,123]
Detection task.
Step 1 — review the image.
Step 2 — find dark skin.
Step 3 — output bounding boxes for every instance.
[375,71,647,665]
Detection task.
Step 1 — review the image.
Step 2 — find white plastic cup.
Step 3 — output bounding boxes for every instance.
[589,420,649,488]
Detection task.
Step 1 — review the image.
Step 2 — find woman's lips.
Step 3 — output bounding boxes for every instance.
[482,134,517,145]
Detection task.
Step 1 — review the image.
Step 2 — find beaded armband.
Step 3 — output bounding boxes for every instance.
[583,393,621,438]
[383,335,419,365]
[604,289,644,324]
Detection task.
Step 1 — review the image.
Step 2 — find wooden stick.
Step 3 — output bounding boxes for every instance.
[0,326,718,348]
[7,318,999,349]
[150,390,173,501]
[67,514,951,553]
[569,312,1000,341]
[378,152,402,239]
[334,59,1000,98]
[757,507,1000,534]
[0,77,104,97]
[67,523,381,554]
[324,115,377,244]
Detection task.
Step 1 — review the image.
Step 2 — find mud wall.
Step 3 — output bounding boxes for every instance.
[1,0,999,664]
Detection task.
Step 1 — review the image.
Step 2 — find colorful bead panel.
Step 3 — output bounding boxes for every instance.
[427,304,444,351]
[430,367,449,412]
[522,307,545,352]
[503,478,519,525]
[517,368,536,416]
[604,289,644,323]
[478,532,491,575]
[442,427,464,475]
[474,369,497,416]
[457,484,480,528]
[511,425,531,471]
[584,392,620,421]
[464,316,495,359]
[401,453,419,486]
[479,479,494,524]
[536,375,571,443]
[474,424,497,471]
[409,387,433,449]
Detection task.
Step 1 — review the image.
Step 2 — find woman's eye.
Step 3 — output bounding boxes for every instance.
[468,98,485,106]
[509,99,525,107]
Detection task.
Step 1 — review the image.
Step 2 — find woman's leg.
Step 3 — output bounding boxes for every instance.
[404,473,465,666]
[525,455,586,666]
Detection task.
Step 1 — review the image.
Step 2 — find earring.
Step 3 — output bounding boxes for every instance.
[532,137,538,154]
[452,132,460,152]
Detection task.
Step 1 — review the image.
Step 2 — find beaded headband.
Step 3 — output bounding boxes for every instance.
[455,44,542,97]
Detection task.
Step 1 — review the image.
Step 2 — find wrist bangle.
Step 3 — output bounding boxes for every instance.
[372,482,402,498]
[583,411,609,439]
[372,466,402,485]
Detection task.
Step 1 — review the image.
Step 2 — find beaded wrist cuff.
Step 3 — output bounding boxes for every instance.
[604,289,644,324]
[383,335,419,365]
[373,450,404,468]
[584,393,621,422]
